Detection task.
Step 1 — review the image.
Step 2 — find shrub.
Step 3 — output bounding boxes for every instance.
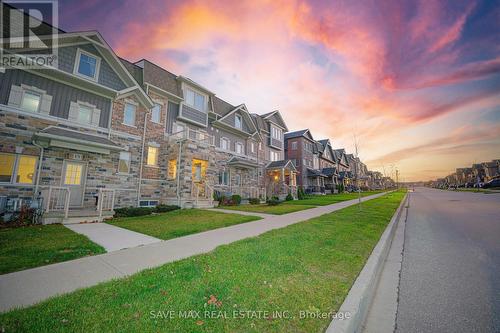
[248,198,260,205]
[219,196,235,206]
[285,192,294,201]
[267,196,280,206]
[231,195,242,205]
[155,204,180,213]
[114,207,154,218]
[297,186,305,200]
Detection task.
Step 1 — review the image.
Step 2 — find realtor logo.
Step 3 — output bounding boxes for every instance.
[0,0,59,70]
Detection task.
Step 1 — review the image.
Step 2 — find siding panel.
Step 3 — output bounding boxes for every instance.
[0,69,111,127]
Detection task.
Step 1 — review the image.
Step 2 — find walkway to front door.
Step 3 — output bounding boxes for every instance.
[65,223,161,252]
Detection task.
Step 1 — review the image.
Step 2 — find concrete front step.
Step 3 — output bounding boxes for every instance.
[164,197,216,209]
[43,209,114,225]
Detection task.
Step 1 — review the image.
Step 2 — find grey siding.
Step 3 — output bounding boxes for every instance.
[58,44,127,91]
[220,111,252,134]
[207,126,246,154]
[270,137,283,149]
[166,101,179,134]
[180,104,208,126]
[0,69,111,127]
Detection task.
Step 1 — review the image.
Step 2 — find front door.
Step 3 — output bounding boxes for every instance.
[62,161,86,207]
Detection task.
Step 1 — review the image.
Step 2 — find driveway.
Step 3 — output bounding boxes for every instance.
[396,188,500,332]
[65,223,161,252]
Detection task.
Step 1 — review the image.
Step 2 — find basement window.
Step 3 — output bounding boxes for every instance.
[139,200,158,207]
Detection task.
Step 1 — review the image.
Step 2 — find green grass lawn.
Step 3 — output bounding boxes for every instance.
[0,191,405,332]
[0,225,105,275]
[219,191,384,214]
[285,191,384,206]
[219,203,317,215]
[108,210,261,240]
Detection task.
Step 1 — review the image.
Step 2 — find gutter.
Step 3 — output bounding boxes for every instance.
[32,140,44,199]
[137,100,151,207]
[176,139,183,206]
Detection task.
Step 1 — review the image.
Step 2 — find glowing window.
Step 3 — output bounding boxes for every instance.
[0,153,15,182]
[168,159,177,179]
[64,163,83,185]
[16,156,37,184]
[147,146,158,166]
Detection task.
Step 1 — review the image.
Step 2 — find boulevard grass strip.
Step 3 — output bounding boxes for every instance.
[218,203,316,215]
[0,224,105,275]
[0,191,405,332]
[285,191,384,206]
[220,191,384,214]
[108,209,261,240]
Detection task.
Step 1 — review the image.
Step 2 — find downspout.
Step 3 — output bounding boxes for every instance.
[176,139,183,206]
[137,109,150,207]
[32,140,44,198]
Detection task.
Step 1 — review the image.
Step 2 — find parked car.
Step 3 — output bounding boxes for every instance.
[482,178,500,189]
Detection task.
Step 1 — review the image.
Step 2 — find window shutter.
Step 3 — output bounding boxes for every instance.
[91,108,101,127]
[39,94,52,115]
[68,101,79,122]
[7,85,23,107]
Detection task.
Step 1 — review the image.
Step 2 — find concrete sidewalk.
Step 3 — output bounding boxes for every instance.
[0,191,389,312]
[209,208,274,219]
[65,223,161,252]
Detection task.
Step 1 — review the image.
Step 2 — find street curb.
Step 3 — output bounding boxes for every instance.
[326,192,409,333]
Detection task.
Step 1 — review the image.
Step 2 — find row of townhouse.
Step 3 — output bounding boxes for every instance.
[432,159,500,188]
[282,129,385,194]
[0,5,389,223]
[0,9,297,222]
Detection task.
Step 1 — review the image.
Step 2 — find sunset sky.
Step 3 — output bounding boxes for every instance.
[59,0,499,181]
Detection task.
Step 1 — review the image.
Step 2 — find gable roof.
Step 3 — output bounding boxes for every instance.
[284,129,314,141]
[212,96,235,117]
[215,102,257,134]
[136,59,182,99]
[262,110,288,131]
[266,160,297,171]
[251,114,268,133]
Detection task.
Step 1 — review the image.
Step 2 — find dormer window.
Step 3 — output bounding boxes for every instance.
[235,114,242,129]
[185,88,206,112]
[74,49,101,81]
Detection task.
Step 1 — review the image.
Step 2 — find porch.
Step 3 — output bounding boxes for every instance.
[265,160,298,200]
[305,168,327,194]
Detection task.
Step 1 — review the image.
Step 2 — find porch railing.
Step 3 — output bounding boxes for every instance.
[229,186,264,199]
[97,188,115,218]
[170,128,215,146]
[46,186,70,218]
[191,182,214,206]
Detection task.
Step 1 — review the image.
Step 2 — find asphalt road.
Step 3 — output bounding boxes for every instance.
[396,187,500,333]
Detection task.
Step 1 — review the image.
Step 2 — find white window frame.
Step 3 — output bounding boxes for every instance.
[271,126,282,140]
[291,141,297,150]
[220,137,230,151]
[219,169,230,186]
[270,150,280,162]
[139,200,159,207]
[123,102,137,127]
[235,114,242,129]
[73,48,101,82]
[146,145,159,166]
[77,103,94,125]
[20,90,41,113]
[236,142,244,154]
[118,151,131,174]
[151,103,162,124]
[0,153,38,184]
[250,142,255,153]
[184,87,207,112]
